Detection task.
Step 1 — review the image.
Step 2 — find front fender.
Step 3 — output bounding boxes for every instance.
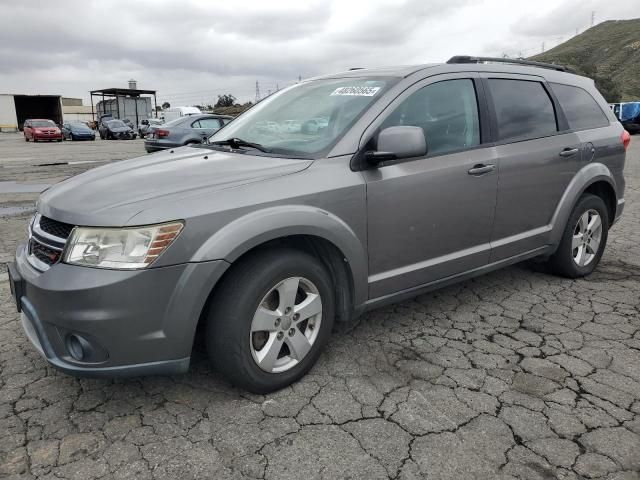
[192,205,368,306]
[549,162,618,246]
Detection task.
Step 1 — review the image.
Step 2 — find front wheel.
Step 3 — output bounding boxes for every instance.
[206,249,334,393]
[547,193,609,278]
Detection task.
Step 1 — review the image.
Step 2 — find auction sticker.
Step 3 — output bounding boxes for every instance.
[330,86,381,96]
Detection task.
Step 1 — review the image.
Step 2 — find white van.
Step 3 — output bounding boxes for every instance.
[162,106,202,122]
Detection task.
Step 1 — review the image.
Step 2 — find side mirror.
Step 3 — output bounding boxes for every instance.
[366,126,427,165]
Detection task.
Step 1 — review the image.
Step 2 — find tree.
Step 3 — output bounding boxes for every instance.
[162,102,171,110]
[594,75,621,103]
[215,94,236,108]
[581,63,621,103]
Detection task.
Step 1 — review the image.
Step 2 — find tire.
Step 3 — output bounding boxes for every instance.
[25,136,29,142]
[547,193,609,278]
[206,248,335,393]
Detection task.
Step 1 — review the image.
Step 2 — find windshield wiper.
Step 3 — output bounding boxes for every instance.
[209,137,271,153]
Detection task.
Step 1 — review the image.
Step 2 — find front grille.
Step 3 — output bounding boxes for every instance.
[30,239,62,266]
[27,213,74,271]
[39,216,74,239]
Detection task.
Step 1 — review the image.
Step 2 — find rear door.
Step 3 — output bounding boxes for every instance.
[482,74,583,261]
[192,117,222,142]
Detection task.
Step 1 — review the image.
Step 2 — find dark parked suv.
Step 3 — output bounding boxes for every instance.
[8,57,629,393]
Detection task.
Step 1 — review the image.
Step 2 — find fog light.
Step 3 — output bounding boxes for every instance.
[66,334,85,361]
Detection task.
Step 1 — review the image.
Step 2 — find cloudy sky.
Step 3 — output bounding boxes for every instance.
[0,0,638,105]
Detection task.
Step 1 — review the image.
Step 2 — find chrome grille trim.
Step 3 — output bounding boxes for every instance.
[27,214,71,272]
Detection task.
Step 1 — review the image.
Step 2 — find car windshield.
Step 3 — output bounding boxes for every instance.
[70,122,89,129]
[108,120,126,128]
[208,77,395,157]
[31,120,56,127]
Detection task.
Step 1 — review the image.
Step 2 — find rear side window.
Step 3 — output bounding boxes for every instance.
[551,83,609,131]
[381,78,480,156]
[488,79,557,141]
[197,118,222,129]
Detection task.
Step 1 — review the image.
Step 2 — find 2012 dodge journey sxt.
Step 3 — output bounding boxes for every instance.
[8,56,629,393]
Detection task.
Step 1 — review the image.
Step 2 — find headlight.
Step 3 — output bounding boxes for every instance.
[63,222,183,269]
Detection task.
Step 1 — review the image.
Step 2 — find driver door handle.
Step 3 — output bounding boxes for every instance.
[467,164,495,176]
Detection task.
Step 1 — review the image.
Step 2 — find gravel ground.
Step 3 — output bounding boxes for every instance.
[0,132,639,480]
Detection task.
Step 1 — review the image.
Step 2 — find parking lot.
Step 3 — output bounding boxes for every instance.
[0,132,639,479]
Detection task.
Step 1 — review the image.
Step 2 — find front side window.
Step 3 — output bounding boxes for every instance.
[208,77,396,157]
[380,79,480,156]
[488,79,557,141]
[551,83,609,131]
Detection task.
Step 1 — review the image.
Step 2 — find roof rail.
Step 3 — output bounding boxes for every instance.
[446,55,574,73]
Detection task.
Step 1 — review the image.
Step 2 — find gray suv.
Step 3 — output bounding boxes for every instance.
[8,56,629,393]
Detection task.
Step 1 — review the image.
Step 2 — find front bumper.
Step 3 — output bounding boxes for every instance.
[11,241,229,377]
[71,133,95,140]
[34,134,63,140]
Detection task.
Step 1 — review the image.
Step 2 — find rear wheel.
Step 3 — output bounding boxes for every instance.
[25,136,29,142]
[206,249,334,393]
[547,193,608,278]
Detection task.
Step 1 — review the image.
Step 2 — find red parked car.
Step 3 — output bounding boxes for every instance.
[23,119,63,142]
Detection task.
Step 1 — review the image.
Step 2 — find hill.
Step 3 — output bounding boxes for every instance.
[530,18,640,102]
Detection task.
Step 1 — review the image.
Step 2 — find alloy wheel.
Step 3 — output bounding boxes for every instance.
[249,276,322,373]
[572,209,603,267]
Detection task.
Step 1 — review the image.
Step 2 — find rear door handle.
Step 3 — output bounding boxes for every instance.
[559,147,580,157]
[467,164,495,176]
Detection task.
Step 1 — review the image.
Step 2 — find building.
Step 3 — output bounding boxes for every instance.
[0,81,158,132]
[96,96,153,126]
[90,83,158,127]
[0,94,63,132]
[61,98,94,123]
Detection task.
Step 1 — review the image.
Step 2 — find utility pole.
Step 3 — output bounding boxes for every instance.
[541,41,545,53]
[276,83,279,91]
[591,11,595,27]
[298,75,302,83]
[255,81,260,103]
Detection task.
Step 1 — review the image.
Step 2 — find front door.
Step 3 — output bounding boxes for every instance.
[363,74,498,299]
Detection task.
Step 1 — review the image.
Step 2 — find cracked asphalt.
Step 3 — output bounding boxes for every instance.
[0,133,639,479]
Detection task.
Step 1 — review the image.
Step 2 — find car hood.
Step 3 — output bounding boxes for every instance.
[37,146,313,226]
[108,126,131,132]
